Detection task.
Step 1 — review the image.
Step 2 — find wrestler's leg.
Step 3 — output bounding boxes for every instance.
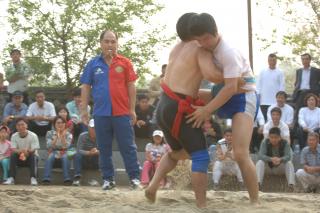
[232,112,259,203]
[190,150,210,208]
[145,149,189,203]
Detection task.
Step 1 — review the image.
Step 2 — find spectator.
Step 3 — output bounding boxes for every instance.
[202,117,223,147]
[257,53,285,120]
[80,30,141,190]
[42,116,72,184]
[141,130,169,188]
[263,107,290,144]
[266,91,294,127]
[296,132,320,193]
[212,129,244,190]
[26,90,56,137]
[148,64,167,107]
[297,93,320,150]
[3,118,39,185]
[57,106,73,134]
[2,90,28,133]
[256,127,295,191]
[66,88,90,138]
[0,125,12,182]
[292,53,320,118]
[4,49,31,105]
[134,94,155,138]
[250,107,265,153]
[72,119,99,186]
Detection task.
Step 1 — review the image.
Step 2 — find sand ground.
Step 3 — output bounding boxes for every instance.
[0,185,319,213]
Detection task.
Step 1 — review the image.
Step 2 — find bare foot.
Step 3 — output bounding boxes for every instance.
[145,188,156,203]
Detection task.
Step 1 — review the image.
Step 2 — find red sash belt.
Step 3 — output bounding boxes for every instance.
[161,82,204,140]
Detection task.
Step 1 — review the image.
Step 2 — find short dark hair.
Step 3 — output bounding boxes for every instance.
[271,107,282,116]
[176,12,196,41]
[304,93,318,106]
[35,89,45,96]
[10,49,21,55]
[301,53,311,60]
[72,88,81,97]
[189,13,218,37]
[137,94,149,101]
[276,91,287,99]
[268,53,277,58]
[15,117,28,126]
[100,30,118,41]
[269,127,281,136]
[224,128,232,134]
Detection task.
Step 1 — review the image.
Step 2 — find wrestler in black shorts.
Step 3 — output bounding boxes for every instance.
[156,92,207,154]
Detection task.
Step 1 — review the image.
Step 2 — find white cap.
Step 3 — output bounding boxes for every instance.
[152,130,164,137]
[89,119,94,128]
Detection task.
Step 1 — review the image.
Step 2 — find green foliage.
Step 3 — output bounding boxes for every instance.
[5,0,173,89]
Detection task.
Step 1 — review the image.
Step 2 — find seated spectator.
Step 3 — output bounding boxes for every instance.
[202,117,222,147]
[42,116,72,184]
[66,88,90,138]
[297,93,320,150]
[263,107,291,144]
[267,91,295,146]
[250,107,265,153]
[296,132,320,193]
[140,130,169,188]
[3,118,39,185]
[256,127,295,191]
[72,119,99,186]
[0,126,12,182]
[212,129,244,190]
[57,106,73,134]
[26,90,56,136]
[134,94,155,138]
[2,90,28,133]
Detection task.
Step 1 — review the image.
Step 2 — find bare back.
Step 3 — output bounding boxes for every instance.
[164,41,222,98]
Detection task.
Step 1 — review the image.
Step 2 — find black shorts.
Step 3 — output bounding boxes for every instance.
[156,92,207,154]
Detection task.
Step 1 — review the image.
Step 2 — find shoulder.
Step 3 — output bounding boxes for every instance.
[301,146,310,155]
[44,101,55,108]
[11,132,19,139]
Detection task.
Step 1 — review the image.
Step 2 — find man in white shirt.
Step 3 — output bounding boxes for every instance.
[26,90,56,136]
[292,53,320,118]
[257,54,285,120]
[263,107,291,144]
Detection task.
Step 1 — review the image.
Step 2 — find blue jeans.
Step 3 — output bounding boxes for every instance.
[43,151,71,181]
[94,115,140,181]
[73,153,99,177]
[0,158,10,180]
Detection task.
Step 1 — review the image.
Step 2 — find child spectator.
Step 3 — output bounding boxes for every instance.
[72,119,99,186]
[141,130,169,187]
[42,116,72,184]
[134,94,155,138]
[212,129,244,190]
[0,126,12,182]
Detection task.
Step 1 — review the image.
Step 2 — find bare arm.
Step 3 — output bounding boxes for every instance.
[197,49,223,84]
[187,78,238,128]
[81,84,91,125]
[128,81,137,124]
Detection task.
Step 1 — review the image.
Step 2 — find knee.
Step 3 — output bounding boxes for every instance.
[233,150,249,163]
[191,150,210,173]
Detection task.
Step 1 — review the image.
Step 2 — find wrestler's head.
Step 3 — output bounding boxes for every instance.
[188,13,219,50]
[176,12,196,41]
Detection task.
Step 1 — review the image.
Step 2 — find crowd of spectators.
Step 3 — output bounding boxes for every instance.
[0,48,320,193]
